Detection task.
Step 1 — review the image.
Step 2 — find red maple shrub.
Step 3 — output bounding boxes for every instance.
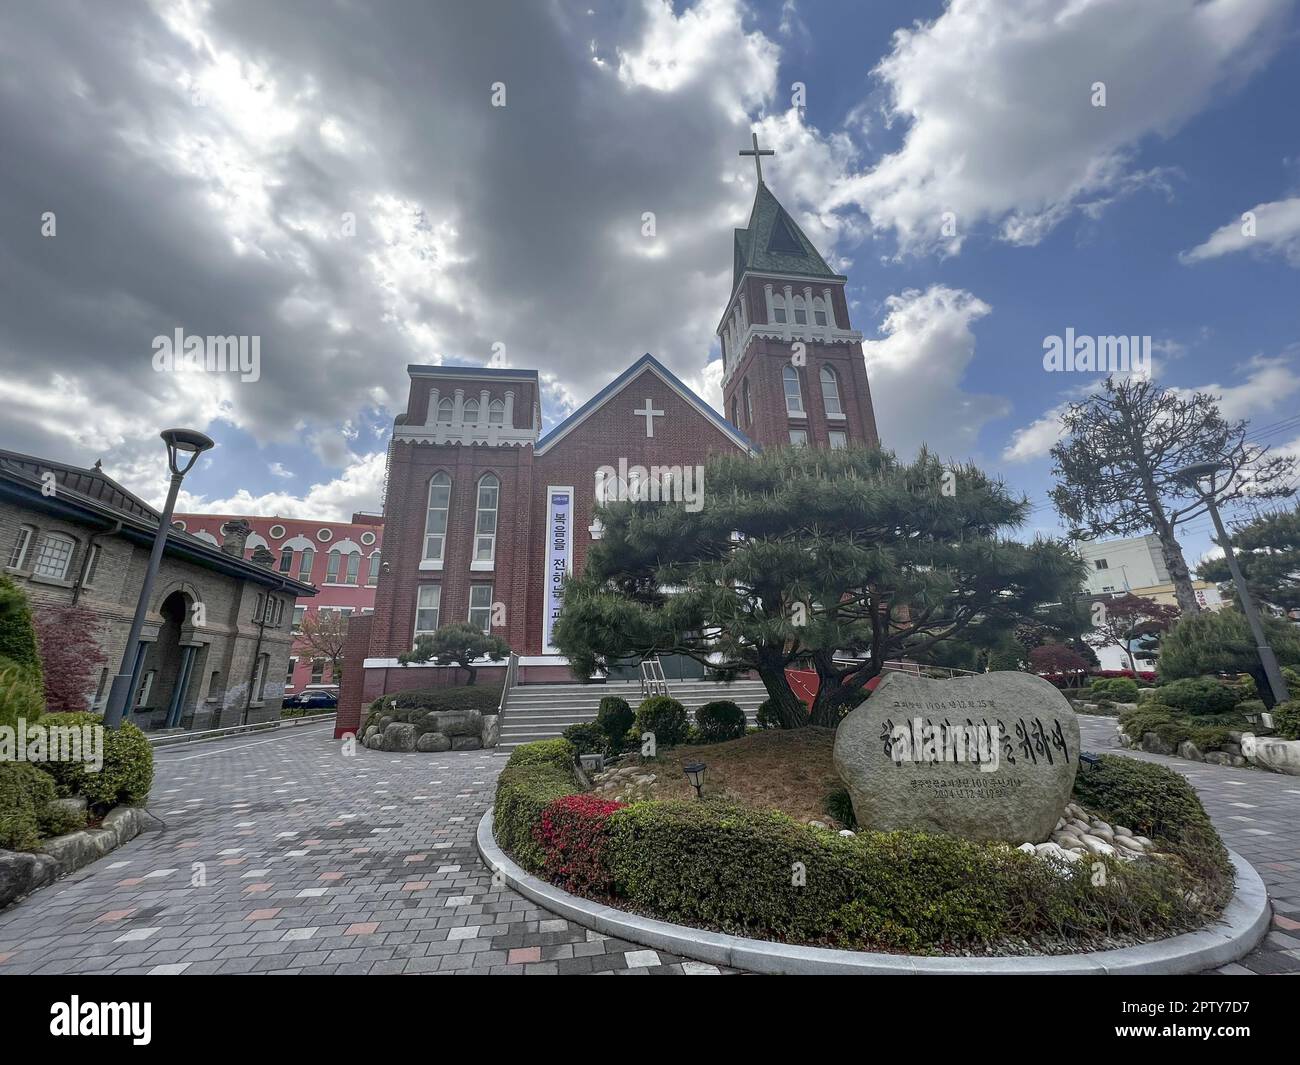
[33,604,106,713]
[534,793,624,895]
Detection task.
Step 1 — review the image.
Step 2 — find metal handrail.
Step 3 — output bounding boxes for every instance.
[147,711,336,748]
[639,656,669,698]
[498,652,519,714]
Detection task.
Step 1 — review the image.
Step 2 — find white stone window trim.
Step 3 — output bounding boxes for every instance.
[469,560,495,572]
[7,525,34,571]
[418,559,444,572]
[268,524,286,539]
[32,532,76,581]
[316,528,334,543]
[360,531,377,546]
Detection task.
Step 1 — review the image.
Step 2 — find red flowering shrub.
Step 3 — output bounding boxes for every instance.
[534,793,624,895]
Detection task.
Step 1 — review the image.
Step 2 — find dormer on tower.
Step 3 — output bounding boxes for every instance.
[718,136,879,452]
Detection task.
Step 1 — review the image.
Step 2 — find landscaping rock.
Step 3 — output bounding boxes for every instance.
[1140,732,1176,756]
[450,735,482,751]
[420,709,483,738]
[40,828,116,876]
[0,850,59,909]
[481,713,500,748]
[362,724,379,744]
[833,670,1080,844]
[1177,740,1204,761]
[416,731,451,752]
[381,722,418,752]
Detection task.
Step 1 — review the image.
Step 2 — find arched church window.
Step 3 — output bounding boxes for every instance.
[464,398,480,424]
[820,366,843,416]
[793,296,807,325]
[772,295,787,324]
[475,474,499,563]
[813,297,828,327]
[743,379,754,426]
[783,366,804,415]
[279,546,293,573]
[488,399,505,426]
[424,472,451,562]
[731,398,740,426]
[437,397,454,424]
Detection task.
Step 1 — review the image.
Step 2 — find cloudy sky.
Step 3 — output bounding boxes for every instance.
[2,0,1298,566]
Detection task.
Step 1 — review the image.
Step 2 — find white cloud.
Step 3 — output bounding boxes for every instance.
[828,0,1289,255]
[861,285,1006,460]
[1180,196,1300,266]
[268,461,294,479]
[176,451,388,522]
[1003,403,1070,463]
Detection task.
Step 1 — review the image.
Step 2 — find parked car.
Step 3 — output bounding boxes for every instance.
[282,690,338,711]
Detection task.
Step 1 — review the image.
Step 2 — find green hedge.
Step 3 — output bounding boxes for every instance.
[0,656,44,732]
[1149,676,1240,716]
[1118,705,1248,754]
[493,740,581,873]
[0,574,41,673]
[1073,754,1232,899]
[1088,677,1139,703]
[31,714,154,810]
[0,761,84,850]
[596,696,634,753]
[562,721,604,756]
[1272,700,1300,741]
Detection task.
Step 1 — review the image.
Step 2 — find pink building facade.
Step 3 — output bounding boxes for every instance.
[172,511,384,694]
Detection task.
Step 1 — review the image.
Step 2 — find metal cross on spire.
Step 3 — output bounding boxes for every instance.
[739,131,774,185]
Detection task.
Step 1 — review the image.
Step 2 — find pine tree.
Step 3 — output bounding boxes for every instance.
[1197,504,1300,613]
[1050,378,1294,615]
[400,622,509,685]
[554,446,1083,728]
[1158,609,1300,707]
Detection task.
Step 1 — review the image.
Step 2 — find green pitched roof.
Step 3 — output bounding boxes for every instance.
[732,182,841,290]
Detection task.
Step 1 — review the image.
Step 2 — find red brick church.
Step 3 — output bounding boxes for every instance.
[336,150,879,737]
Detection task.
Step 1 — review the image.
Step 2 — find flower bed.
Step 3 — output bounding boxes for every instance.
[493,737,1234,956]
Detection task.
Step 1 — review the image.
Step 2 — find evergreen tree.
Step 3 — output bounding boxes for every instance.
[1197,504,1300,613]
[1158,609,1300,707]
[554,446,1083,728]
[400,621,510,685]
[1050,378,1294,615]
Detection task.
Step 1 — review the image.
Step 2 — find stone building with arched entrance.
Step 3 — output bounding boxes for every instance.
[0,449,316,730]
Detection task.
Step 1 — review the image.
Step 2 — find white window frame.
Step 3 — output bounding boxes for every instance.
[8,526,33,570]
[464,397,480,424]
[32,533,75,580]
[474,474,499,565]
[436,397,454,424]
[279,546,294,573]
[285,657,298,686]
[468,583,493,633]
[81,543,100,586]
[829,430,848,451]
[489,399,505,425]
[367,550,381,586]
[793,297,807,325]
[772,296,787,324]
[414,584,441,641]
[820,366,843,417]
[135,669,155,708]
[325,550,342,583]
[297,547,314,582]
[783,366,804,415]
[344,551,360,585]
[423,472,451,566]
[789,429,808,448]
[292,605,306,632]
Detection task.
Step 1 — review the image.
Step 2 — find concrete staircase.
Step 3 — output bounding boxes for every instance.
[498,678,770,750]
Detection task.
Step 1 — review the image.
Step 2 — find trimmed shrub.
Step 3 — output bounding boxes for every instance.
[390,685,502,713]
[562,722,604,756]
[0,656,44,732]
[506,737,574,770]
[1118,706,1244,754]
[595,696,634,753]
[694,700,745,743]
[40,800,86,837]
[756,698,782,730]
[534,793,624,894]
[1089,677,1139,703]
[494,740,580,873]
[1272,700,1300,741]
[1073,753,1232,900]
[0,574,41,673]
[635,695,689,748]
[30,713,154,809]
[0,761,57,851]
[1233,699,1266,718]
[1150,676,1239,716]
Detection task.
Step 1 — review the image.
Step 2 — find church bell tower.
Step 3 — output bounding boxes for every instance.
[718,134,879,452]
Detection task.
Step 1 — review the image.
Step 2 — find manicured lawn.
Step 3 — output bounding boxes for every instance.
[640,727,843,825]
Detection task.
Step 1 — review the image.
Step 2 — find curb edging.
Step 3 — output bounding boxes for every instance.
[476,809,1270,974]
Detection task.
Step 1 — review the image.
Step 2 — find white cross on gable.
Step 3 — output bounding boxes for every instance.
[633,398,665,437]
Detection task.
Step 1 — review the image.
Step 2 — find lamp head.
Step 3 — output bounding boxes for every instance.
[160,428,215,476]
[1173,460,1225,487]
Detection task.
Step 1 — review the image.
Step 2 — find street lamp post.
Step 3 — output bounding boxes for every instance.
[1174,461,1290,706]
[103,428,214,729]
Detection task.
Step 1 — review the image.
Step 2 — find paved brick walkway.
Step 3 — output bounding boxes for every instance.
[0,718,1294,975]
